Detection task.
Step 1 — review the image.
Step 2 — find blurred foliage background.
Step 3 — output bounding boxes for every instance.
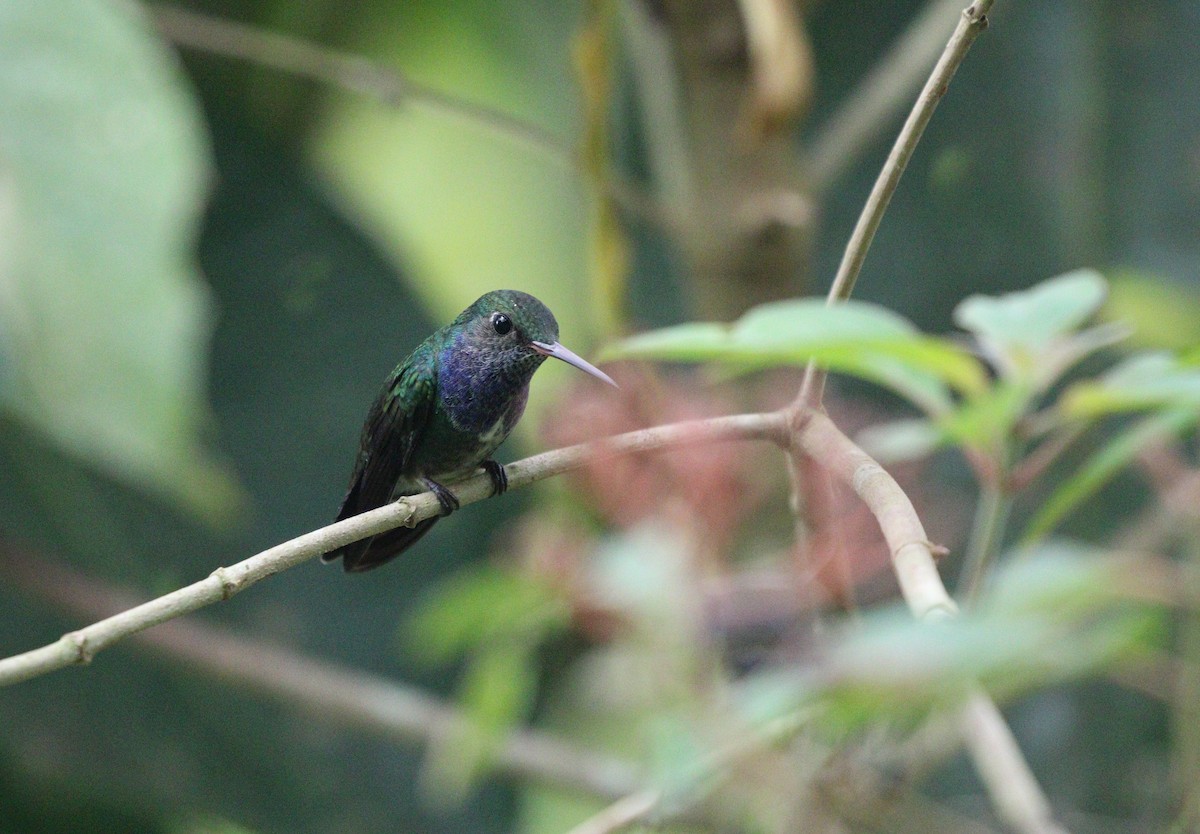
[1,1,1199,832]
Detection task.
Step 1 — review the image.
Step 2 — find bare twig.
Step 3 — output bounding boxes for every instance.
[0,404,950,679]
[0,412,787,687]
[2,402,961,681]
[798,0,994,409]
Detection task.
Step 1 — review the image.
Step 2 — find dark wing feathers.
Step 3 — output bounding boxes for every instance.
[324,350,437,571]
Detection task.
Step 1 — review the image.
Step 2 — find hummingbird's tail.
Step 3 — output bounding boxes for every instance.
[324,516,440,572]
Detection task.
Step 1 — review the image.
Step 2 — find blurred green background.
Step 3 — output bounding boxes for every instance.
[1,1,1198,832]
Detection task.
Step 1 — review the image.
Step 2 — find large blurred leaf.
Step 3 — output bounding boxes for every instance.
[407,565,570,803]
[603,299,986,413]
[737,544,1160,733]
[0,0,236,516]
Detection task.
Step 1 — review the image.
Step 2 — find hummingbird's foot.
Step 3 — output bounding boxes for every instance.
[422,478,460,516]
[482,460,508,496]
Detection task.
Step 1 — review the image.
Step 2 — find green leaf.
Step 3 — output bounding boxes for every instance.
[0,0,239,517]
[409,566,567,800]
[955,269,1108,349]
[1022,408,1199,544]
[1061,352,1200,417]
[602,299,986,413]
[935,381,1032,450]
[953,270,1109,384]
[406,565,569,664]
[1104,270,1200,352]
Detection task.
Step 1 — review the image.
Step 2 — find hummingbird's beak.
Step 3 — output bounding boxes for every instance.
[531,340,618,388]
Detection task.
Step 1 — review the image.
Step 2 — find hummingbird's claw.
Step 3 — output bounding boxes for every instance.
[482,460,508,496]
[423,478,460,516]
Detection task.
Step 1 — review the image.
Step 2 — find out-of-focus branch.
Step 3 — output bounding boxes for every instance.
[1,552,641,801]
[0,413,787,687]
[962,694,1071,834]
[152,3,669,230]
[798,0,994,409]
[563,789,661,834]
[150,5,573,167]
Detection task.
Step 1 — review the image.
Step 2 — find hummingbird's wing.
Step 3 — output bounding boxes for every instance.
[324,349,438,571]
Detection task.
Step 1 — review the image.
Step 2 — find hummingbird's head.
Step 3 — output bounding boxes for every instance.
[456,290,616,387]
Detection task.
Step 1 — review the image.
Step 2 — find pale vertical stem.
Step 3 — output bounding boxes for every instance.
[958,482,1014,606]
[962,694,1070,834]
[797,1,994,410]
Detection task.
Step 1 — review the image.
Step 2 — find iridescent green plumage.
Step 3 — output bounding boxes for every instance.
[324,290,614,572]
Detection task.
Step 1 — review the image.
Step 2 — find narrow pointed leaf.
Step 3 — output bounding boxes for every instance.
[1061,352,1200,417]
[1023,408,1199,544]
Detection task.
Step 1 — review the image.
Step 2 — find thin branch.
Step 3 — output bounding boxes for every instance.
[564,789,661,834]
[2,399,1063,830]
[1,552,640,801]
[0,412,787,687]
[805,0,966,194]
[797,0,994,410]
[0,402,954,672]
[149,5,574,169]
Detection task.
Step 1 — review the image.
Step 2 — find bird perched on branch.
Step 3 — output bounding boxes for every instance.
[324,289,616,572]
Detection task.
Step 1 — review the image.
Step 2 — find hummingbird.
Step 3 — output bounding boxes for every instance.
[324,289,616,572]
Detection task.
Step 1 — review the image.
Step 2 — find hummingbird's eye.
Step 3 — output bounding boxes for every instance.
[491,313,513,336]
